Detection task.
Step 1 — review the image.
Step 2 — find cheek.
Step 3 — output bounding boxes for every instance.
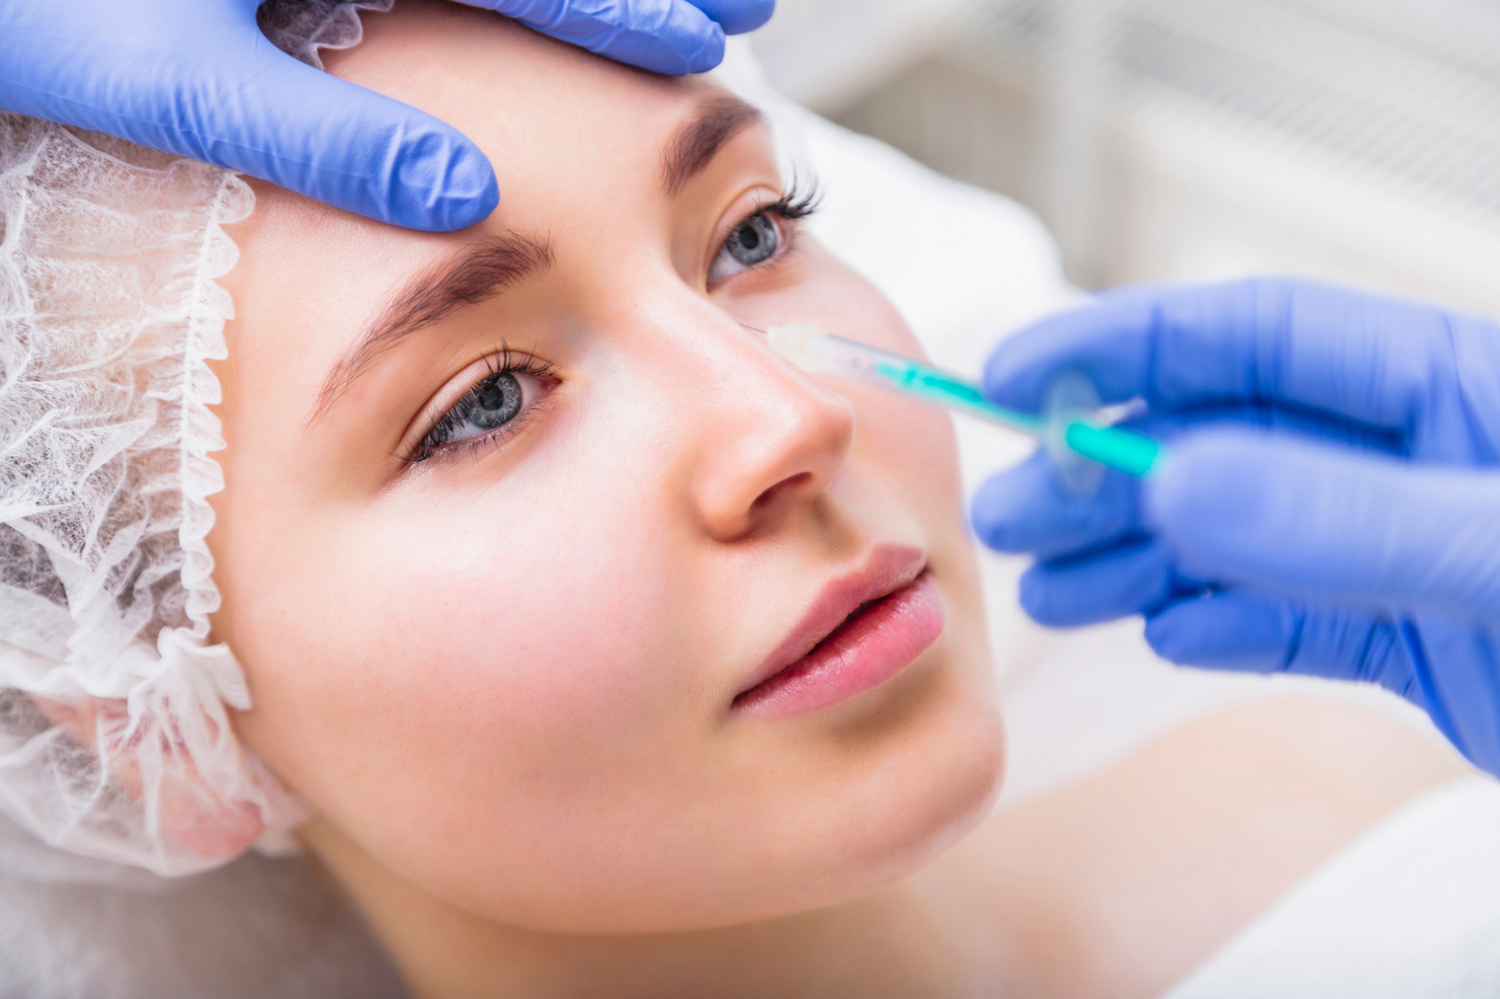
[388,503,679,737]
[232,442,695,823]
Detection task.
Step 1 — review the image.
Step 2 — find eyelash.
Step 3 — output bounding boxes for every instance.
[403,184,821,467]
[402,345,557,465]
[759,180,822,225]
[731,180,821,275]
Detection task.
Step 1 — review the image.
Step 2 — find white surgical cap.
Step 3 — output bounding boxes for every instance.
[0,0,388,880]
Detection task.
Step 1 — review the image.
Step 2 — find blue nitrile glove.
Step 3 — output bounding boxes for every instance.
[970,278,1500,774]
[0,0,774,232]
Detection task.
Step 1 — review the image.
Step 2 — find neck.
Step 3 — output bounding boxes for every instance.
[300,817,966,999]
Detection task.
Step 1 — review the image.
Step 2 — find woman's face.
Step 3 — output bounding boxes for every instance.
[211,0,1002,934]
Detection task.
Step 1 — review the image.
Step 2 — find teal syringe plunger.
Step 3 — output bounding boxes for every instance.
[766,325,1165,495]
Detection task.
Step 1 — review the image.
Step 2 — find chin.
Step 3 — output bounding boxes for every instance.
[709,652,1007,931]
[558,667,1004,937]
[841,662,1006,892]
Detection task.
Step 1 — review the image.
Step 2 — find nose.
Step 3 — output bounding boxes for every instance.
[684,325,857,542]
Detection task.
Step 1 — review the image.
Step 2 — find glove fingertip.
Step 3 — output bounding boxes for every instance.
[680,26,727,74]
[971,451,1143,558]
[611,22,726,75]
[439,148,501,230]
[1143,593,1290,671]
[981,333,1051,412]
[969,471,1032,552]
[1017,565,1069,628]
[1019,570,1108,629]
[376,127,499,232]
[1019,541,1175,627]
[982,299,1144,410]
[687,0,776,35]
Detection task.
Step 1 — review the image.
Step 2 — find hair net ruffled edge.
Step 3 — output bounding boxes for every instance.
[0,0,392,883]
[259,0,394,70]
[0,118,306,879]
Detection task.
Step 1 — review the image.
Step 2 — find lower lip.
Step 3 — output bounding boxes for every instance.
[733,573,945,718]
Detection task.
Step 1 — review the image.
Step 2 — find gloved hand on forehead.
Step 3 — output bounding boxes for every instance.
[970,277,1500,775]
[0,0,774,233]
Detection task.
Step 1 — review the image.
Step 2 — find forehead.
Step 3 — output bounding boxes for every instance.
[324,2,722,202]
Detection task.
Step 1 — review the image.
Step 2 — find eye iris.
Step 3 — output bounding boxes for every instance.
[465,372,523,430]
[728,213,778,266]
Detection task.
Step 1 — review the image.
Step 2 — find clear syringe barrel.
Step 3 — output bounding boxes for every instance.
[766,324,1164,488]
[769,325,1045,436]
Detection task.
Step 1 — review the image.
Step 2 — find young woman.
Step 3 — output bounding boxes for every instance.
[0,2,1479,996]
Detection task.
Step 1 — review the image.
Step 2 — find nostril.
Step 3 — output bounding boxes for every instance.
[752,471,813,513]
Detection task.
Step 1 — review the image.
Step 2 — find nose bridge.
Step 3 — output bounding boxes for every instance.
[709,321,847,435]
[648,300,856,540]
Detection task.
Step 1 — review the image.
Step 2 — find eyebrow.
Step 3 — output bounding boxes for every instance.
[314,232,554,420]
[660,94,764,195]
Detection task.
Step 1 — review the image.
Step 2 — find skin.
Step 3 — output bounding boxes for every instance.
[200,4,1469,996]
[212,0,1000,952]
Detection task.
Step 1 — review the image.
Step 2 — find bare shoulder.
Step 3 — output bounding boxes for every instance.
[926,696,1470,999]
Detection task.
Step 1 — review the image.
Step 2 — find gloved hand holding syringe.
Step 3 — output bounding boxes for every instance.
[769,288,1500,783]
[962,277,1500,780]
[764,324,1165,494]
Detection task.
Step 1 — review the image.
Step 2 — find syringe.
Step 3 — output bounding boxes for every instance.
[765,324,1165,493]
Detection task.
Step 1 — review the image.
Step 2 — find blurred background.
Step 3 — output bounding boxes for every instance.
[750,0,1500,315]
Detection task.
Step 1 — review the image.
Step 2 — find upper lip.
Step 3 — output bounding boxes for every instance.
[736,543,928,698]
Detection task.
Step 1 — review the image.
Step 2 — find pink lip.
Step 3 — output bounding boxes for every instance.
[733,545,944,717]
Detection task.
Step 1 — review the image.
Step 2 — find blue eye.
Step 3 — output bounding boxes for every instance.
[727,213,779,265]
[426,370,531,449]
[709,210,783,284]
[409,354,553,463]
[463,372,524,431]
[706,185,822,287]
